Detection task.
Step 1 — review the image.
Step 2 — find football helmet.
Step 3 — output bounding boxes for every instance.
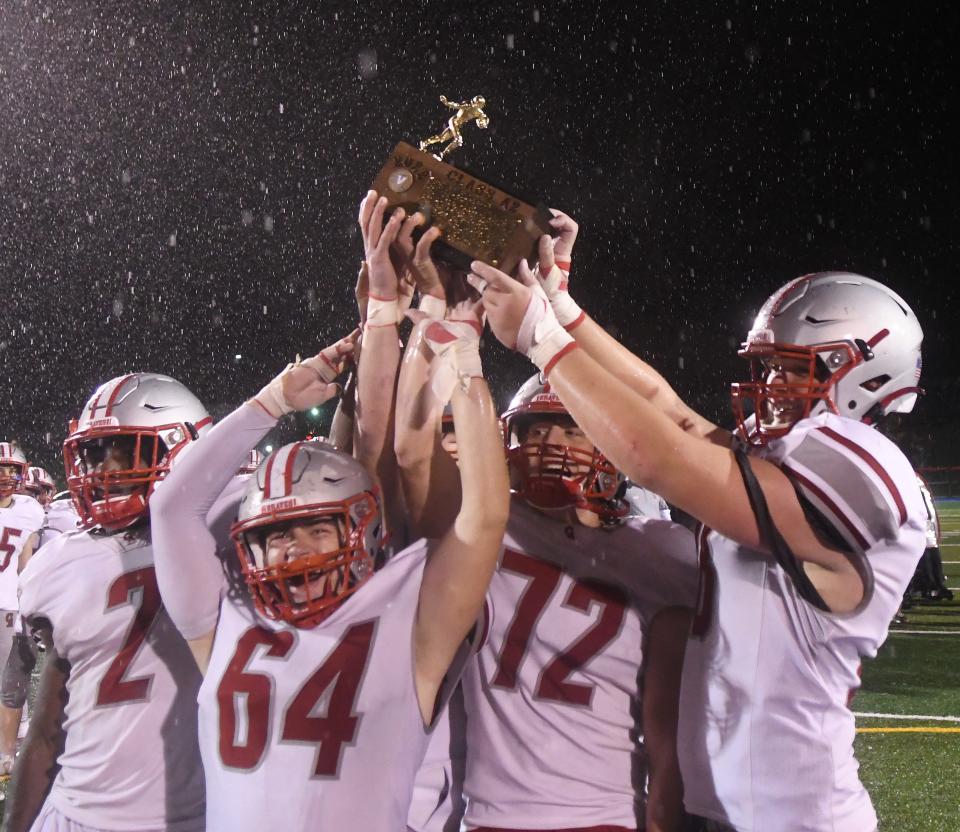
[19,466,55,507]
[732,272,923,445]
[502,374,627,521]
[63,373,212,530]
[237,449,264,475]
[0,443,28,499]
[231,441,386,628]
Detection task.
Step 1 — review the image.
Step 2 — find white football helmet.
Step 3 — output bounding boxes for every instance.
[63,373,212,530]
[231,441,386,628]
[732,272,923,444]
[0,442,28,499]
[19,466,56,507]
[237,448,264,475]
[502,374,627,521]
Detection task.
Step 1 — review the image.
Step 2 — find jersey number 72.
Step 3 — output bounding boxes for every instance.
[491,548,627,707]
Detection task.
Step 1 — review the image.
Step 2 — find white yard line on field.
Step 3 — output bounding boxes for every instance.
[855,712,960,723]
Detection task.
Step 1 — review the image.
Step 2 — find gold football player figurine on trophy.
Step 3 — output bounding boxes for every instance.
[370,94,551,273]
[419,95,490,160]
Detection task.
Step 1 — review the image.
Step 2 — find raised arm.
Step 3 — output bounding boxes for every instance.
[393,220,463,539]
[355,191,407,540]
[152,339,353,671]
[394,316,463,540]
[327,367,356,452]
[533,219,721,440]
[475,259,865,613]
[412,319,509,723]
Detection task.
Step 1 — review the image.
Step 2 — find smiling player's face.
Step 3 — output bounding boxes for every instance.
[263,517,344,603]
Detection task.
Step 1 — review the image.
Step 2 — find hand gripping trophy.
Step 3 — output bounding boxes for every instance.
[419,95,490,160]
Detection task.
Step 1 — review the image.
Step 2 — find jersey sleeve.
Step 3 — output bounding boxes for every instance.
[18,538,62,629]
[775,421,912,553]
[622,518,699,617]
[151,401,276,639]
[21,497,45,534]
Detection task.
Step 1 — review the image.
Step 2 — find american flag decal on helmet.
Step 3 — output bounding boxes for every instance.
[914,354,922,380]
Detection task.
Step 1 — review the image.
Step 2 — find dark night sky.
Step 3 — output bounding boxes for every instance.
[1,0,958,484]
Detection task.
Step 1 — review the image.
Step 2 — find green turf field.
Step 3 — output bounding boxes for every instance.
[4,504,959,827]
[856,499,960,830]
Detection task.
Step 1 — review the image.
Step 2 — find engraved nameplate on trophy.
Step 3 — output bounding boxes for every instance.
[370,96,552,274]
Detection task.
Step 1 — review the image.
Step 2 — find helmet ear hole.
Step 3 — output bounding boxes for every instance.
[860,374,891,392]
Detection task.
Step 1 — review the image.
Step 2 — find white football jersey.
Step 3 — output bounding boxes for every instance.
[18,529,205,831]
[680,413,926,832]
[199,540,440,832]
[462,501,698,829]
[407,691,466,832]
[0,493,45,608]
[37,499,82,549]
[624,484,672,521]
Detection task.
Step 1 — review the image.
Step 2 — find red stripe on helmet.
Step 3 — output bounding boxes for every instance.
[866,329,890,348]
[262,449,278,500]
[103,374,136,417]
[283,442,308,497]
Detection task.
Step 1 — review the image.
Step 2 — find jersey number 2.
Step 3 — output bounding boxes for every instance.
[96,566,164,706]
[491,548,626,707]
[218,621,375,777]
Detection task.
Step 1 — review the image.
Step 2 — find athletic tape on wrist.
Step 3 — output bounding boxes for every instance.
[535,263,583,328]
[366,295,399,328]
[516,290,576,376]
[419,293,446,319]
[422,320,484,404]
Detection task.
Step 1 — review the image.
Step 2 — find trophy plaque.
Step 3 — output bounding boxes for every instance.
[370,96,553,274]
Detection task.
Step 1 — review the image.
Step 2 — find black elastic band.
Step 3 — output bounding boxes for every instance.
[732,445,830,612]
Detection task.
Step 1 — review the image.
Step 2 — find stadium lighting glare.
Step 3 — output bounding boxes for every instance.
[264,445,273,453]
[309,407,320,417]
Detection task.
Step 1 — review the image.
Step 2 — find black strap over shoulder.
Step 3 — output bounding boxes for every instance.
[732,444,831,612]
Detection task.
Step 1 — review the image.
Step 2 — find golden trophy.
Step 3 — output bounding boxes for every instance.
[370,95,553,274]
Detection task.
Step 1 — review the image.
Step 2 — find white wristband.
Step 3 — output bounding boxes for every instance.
[421,320,483,404]
[516,289,577,375]
[419,294,446,319]
[536,264,584,329]
[366,295,399,328]
[254,370,293,418]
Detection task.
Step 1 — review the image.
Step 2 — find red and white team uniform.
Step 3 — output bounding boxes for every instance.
[37,499,82,548]
[152,402,467,832]
[0,493,45,608]
[199,542,436,831]
[462,500,697,830]
[407,694,466,832]
[18,531,205,832]
[680,414,926,832]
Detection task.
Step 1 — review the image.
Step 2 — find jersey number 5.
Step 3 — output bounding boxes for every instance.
[218,620,375,777]
[96,566,164,706]
[0,527,24,572]
[491,548,627,707]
